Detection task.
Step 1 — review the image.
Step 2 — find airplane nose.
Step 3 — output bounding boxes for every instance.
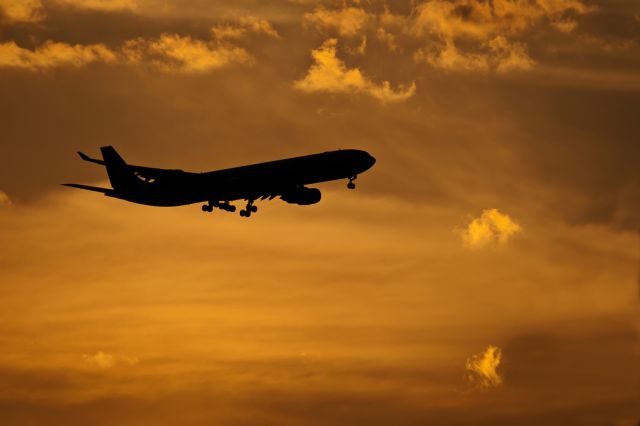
[368,154,376,167]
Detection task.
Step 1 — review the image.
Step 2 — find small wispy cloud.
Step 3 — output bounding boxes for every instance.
[303,6,369,37]
[0,0,43,23]
[0,34,253,73]
[83,351,139,369]
[0,190,12,208]
[0,41,117,70]
[123,34,252,73]
[465,345,503,389]
[211,16,280,40]
[461,208,521,248]
[55,0,137,12]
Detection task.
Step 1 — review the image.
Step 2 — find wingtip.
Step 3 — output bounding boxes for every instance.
[78,151,90,161]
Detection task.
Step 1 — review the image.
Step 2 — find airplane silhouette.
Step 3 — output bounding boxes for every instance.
[64,146,376,217]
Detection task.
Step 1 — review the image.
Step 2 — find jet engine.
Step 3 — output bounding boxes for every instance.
[280,186,321,205]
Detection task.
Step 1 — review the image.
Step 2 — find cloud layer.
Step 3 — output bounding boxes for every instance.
[0,1,638,424]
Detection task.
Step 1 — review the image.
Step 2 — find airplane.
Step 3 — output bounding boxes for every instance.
[63,146,376,217]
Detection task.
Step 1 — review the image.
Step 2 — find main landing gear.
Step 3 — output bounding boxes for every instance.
[239,200,258,218]
[201,201,236,213]
[347,175,357,189]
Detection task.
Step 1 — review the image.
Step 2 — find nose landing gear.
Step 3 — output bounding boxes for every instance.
[347,175,357,189]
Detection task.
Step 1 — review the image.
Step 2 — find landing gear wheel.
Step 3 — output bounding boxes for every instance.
[241,200,256,217]
[202,204,213,212]
[347,175,357,189]
[228,205,237,213]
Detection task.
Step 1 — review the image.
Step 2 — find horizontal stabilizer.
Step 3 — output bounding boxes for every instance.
[62,183,113,194]
[78,151,105,165]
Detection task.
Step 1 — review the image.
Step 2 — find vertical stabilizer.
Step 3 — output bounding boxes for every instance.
[100,146,137,190]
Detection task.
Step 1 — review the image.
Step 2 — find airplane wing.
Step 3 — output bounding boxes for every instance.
[62,183,114,194]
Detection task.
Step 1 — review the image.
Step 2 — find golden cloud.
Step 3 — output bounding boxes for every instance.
[0,0,43,22]
[0,34,253,72]
[414,36,534,72]
[211,15,280,40]
[124,34,252,73]
[0,0,136,22]
[346,36,367,56]
[294,38,415,102]
[465,345,503,389]
[376,27,399,52]
[411,0,593,40]
[415,39,489,71]
[83,351,139,369]
[488,36,535,72]
[461,208,521,248]
[0,190,12,208]
[55,0,137,12]
[0,41,117,70]
[303,6,369,37]
[388,0,591,72]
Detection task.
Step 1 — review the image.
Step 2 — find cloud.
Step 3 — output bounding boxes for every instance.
[0,41,117,70]
[465,345,503,389]
[303,6,369,37]
[0,0,136,23]
[294,39,415,102]
[488,36,535,72]
[0,190,12,207]
[410,0,593,40]
[0,35,252,72]
[211,16,280,40]
[124,34,252,73]
[407,0,591,72]
[346,36,367,56]
[415,39,489,71]
[83,351,138,369]
[0,0,43,22]
[376,28,399,52]
[55,0,137,12]
[461,208,521,248]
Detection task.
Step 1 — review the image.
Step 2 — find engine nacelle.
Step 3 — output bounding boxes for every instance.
[280,187,321,205]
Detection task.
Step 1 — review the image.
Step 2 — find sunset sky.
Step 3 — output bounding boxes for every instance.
[0,0,638,424]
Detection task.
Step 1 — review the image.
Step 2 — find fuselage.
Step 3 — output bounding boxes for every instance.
[111,149,376,207]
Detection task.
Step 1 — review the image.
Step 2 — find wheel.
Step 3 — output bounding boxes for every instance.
[250,205,258,213]
[347,182,356,189]
[202,204,208,212]
[228,205,236,212]
[240,210,249,217]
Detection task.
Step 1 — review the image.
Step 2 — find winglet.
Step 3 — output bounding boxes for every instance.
[78,151,105,165]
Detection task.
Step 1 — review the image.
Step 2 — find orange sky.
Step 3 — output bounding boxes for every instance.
[0,1,638,424]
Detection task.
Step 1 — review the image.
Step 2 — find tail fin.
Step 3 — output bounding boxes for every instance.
[100,146,138,190]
